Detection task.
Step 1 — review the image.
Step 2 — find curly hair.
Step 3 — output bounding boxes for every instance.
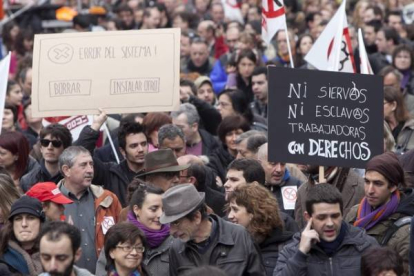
[227,183,284,238]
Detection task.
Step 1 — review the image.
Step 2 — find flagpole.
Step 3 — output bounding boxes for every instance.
[332,0,346,72]
[284,24,295,68]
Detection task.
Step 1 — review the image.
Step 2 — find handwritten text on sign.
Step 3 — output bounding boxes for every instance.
[32,29,180,117]
[268,67,383,168]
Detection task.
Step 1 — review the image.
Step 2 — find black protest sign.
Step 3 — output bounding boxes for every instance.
[268,67,383,169]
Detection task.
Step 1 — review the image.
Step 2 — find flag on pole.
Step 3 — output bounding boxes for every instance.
[358,28,373,75]
[262,0,287,44]
[222,0,244,24]
[0,53,11,135]
[305,0,356,73]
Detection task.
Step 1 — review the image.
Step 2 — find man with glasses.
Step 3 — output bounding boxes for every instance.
[161,184,265,276]
[21,124,73,192]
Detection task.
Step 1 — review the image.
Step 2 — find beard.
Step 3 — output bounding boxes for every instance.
[45,258,75,276]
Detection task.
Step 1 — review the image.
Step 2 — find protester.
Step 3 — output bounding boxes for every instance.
[0,131,39,190]
[142,112,172,152]
[0,196,44,275]
[346,151,414,275]
[161,184,265,276]
[26,181,73,221]
[391,44,414,95]
[250,67,269,119]
[361,247,403,276]
[227,183,294,276]
[137,149,190,191]
[58,146,122,273]
[257,143,303,219]
[20,123,72,192]
[104,222,149,276]
[0,174,20,230]
[217,89,267,131]
[158,124,187,158]
[235,130,267,159]
[384,86,414,154]
[39,221,93,276]
[274,184,378,275]
[209,115,250,182]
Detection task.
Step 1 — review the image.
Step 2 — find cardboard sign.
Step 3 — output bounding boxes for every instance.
[32,29,181,117]
[268,67,383,169]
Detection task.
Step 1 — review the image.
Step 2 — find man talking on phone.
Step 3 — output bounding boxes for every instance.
[274,183,378,276]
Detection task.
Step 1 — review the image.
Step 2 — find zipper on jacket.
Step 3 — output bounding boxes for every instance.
[329,257,333,275]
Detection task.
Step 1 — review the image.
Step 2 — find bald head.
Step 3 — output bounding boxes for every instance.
[177,154,205,166]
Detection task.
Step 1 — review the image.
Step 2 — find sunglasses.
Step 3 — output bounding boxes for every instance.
[40,139,63,148]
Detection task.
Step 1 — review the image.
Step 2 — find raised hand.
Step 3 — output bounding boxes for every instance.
[299,218,320,254]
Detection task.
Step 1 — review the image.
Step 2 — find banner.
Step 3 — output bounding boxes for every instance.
[268,67,383,168]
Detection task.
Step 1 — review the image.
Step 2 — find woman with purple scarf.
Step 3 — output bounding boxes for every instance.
[127,183,173,276]
[392,44,414,96]
[95,183,172,276]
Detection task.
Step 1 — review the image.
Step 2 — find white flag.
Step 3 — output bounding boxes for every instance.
[358,28,373,75]
[222,0,244,24]
[0,53,11,135]
[305,0,356,73]
[42,115,93,141]
[262,0,287,44]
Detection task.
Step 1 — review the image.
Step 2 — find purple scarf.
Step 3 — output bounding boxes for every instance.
[401,69,411,90]
[127,211,170,248]
[354,191,400,230]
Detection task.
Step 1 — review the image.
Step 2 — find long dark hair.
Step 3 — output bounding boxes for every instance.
[219,89,254,124]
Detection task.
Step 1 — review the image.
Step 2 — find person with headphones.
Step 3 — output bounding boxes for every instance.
[0,196,45,275]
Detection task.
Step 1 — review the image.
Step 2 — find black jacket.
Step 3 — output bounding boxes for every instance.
[259,227,293,276]
[199,129,219,157]
[188,95,222,136]
[274,224,378,276]
[77,126,141,207]
[20,158,63,192]
[208,144,235,183]
[199,166,226,217]
[267,174,302,219]
[169,214,266,276]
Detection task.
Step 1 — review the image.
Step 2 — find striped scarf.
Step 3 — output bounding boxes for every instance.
[354,190,400,230]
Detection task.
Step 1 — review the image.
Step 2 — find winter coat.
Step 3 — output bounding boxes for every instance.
[57,181,122,257]
[169,214,266,276]
[345,188,414,276]
[39,265,94,276]
[208,143,235,183]
[20,159,63,192]
[188,95,222,136]
[259,228,293,276]
[273,224,378,276]
[266,173,302,219]
[394,118,414,154]
[295,168,365,229]
[0,241,43,275]
[96,236,173,276]
[199,129,219,157]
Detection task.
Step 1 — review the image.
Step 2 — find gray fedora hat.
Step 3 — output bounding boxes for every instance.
[160,184,205,224]
[137,149,190,178]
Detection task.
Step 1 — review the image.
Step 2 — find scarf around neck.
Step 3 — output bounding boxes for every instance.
[317,221,347,256]
[109,265,141,276]
[127,210,170,248]
[354,190,400,230]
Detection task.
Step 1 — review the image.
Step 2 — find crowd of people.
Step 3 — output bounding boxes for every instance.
[0,0,414,275]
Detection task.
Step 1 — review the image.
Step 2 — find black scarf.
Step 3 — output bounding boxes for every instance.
[317,221,347,257]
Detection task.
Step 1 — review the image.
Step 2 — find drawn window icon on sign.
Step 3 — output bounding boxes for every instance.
[47,43,74,64]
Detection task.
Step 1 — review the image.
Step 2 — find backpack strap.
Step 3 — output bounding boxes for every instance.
[379,216,412,246]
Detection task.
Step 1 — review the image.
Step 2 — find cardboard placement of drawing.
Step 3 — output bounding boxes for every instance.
[32,28,180,117]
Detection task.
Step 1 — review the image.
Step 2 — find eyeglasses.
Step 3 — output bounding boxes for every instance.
[40,139,63,148]
[116,245,145,253]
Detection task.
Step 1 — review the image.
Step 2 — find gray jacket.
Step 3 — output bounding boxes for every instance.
[273,224,378,276]
[95,236,173,276]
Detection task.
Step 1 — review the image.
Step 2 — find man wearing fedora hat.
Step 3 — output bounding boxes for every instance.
[137,149,190,191]
[161,184,265,276]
